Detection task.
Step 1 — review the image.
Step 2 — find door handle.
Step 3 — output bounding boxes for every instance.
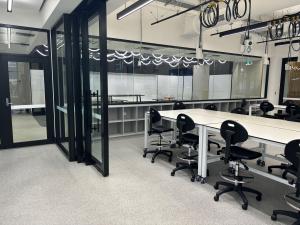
[5,98,12,107]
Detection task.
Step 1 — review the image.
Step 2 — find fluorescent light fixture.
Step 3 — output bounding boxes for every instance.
[7,0,13,12]
[117,0,153,20]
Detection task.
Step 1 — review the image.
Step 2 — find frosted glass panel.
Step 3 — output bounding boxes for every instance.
[134,75,157,101]
[30,70,45,104]
[209,75,231,99]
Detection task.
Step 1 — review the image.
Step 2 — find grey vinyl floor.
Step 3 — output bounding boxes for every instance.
[0,135,296,225]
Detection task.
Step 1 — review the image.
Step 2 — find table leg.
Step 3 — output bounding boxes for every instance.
[197,125,203,180]
[257,143,266,167]
[201,126,208,183]
[144,113,149,151]
[249,106,252,116]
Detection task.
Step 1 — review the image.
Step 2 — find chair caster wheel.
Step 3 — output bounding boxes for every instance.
[271,214,277,221]
[214,184,219,190]
[142,153,146,158]
[170,144,176,148]
[171,171,175,176]
[256,195,262,201]
[200,178,207,184]
[191,177,195,182]
[214,195,219,202]
[168,157,172,162]
[268,168,272,173]
[195,176,202,182]
[151,159,155,163]
[256,159,265,167]
[242,204,248,210]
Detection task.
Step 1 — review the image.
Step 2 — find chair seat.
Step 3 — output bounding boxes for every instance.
[151,125,173,134]
[230,146,262,160]
[182,133,199,145]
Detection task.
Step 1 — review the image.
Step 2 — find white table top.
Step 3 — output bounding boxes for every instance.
[159,109,224,126]
[160,109,300,145]
[207,121,300,145]
[185,109,300,132]
[11,104,45,110]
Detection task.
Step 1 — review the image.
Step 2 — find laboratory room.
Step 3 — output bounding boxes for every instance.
[0,0,300,224]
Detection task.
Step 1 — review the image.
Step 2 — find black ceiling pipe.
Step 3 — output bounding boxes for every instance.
[212,11,300,37]
[211,21,268,37]
[275,39,300,47]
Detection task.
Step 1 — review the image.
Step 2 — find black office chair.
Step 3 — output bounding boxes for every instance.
[231,107,246,115]
[286,104,300,118]
[143,108,174,163]
[260,101,276,118]
[283,100,295,106]
[205,104,218,111]
[268,140,299,183]
[205,104,221,151]
[214,120,262,210]
[173,101,186,110]
[170,114,199,182]
[275,103,300,120]
[271,140,300,224]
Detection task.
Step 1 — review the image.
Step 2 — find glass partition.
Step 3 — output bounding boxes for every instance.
[283,61,300,104]
[55,23,69,152]
[88,38,267,103]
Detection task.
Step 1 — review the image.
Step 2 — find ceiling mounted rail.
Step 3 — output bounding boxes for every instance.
[151,0,215,26]
[212,11,300,38]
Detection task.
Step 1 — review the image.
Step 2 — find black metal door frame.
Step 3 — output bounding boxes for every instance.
[278,57,298,104]
[51,15,76,161]
[77,0,109,176]
[0,54,54,149]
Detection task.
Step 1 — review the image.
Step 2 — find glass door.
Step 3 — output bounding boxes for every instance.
[81,1,109,176]
[279,57,299,104]
[0,55,53,148]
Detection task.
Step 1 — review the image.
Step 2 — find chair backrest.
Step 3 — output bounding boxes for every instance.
[205,104,217,111]
[286,103,300,116]
[260,101,274,114]
[231,107,246,115]
[176,114,195,133]
[149,108,161,130]
[173,101,186,110]
[241,99,247,108]
[285,140,300,197]
[285,140,300,168]
[220,120,248,163]
[283,100,295,106]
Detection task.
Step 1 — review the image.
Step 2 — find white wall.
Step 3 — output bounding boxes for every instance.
[107,5,266,57]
